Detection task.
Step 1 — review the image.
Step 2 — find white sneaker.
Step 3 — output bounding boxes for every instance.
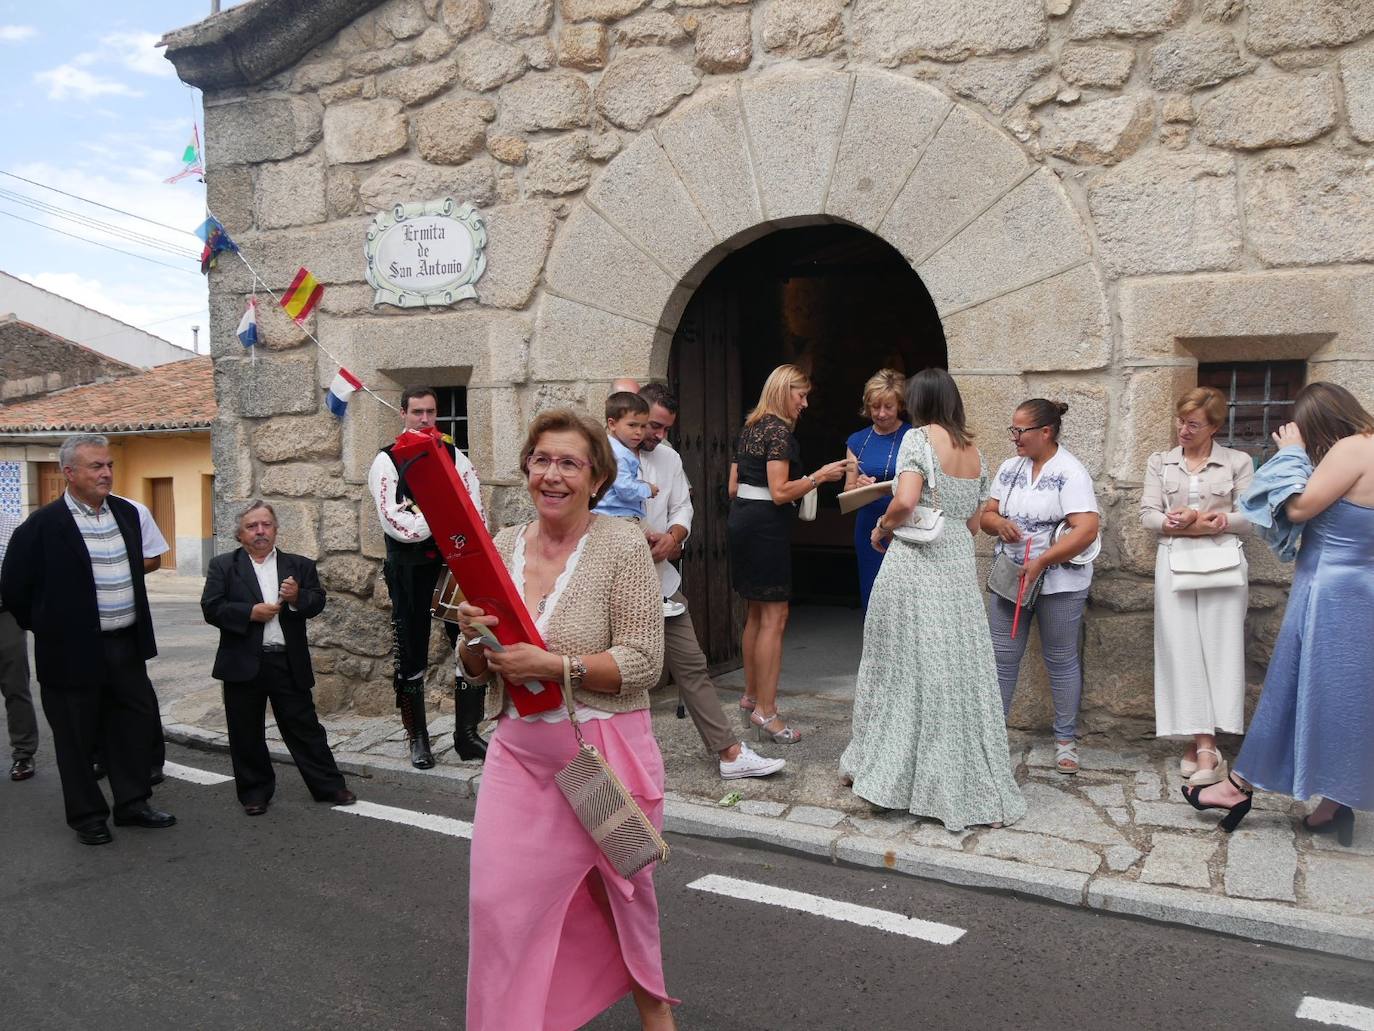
[662,598,686,618]
[719,742,785,780]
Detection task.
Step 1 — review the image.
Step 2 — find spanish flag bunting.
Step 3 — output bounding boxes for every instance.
[280,267,324,324]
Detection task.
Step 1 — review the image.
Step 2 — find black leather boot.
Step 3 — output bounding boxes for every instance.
[398,688,435,770]
[453,679,488,762]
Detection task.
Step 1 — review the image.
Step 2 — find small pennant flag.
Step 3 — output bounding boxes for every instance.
[326,368,363,418]
[236,297,258,348]
[280,267,324,324]
[165,124,205,184]
[195,216,237,273]
[181,135,199,164]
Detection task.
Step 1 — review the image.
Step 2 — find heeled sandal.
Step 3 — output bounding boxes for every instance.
[1181,771,1253,833]
[1303,804,1355,847]
[739,695,756,728]
[750,709,801,745]
[1184,747,1228,788]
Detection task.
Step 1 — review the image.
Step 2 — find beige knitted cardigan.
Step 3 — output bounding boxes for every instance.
[477,515,664,721]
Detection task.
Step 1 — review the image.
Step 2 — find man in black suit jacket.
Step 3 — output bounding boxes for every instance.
[0,434,175,845]
[202,500,354,815]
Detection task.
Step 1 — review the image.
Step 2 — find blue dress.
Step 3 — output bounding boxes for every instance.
[846,423,912,609]
[1235,499,1374,811]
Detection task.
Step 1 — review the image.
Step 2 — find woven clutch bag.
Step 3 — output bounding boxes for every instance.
[553,657,670,879]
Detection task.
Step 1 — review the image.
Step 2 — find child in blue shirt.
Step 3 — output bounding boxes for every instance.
[594,391,659,520]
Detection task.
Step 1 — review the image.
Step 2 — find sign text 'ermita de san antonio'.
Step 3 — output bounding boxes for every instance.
[365,197,487,308]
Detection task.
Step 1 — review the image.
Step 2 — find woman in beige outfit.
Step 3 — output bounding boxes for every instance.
[1141,387,1254,788]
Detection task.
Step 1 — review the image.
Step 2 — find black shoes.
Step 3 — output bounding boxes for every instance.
[150,768,165,786]
[398,691,436,770]
[112,804,177,829]
[454,682,488,762]
[1181,772,1253,833]
[9,757,35,781]
[1303,804,1356,847]
[317,788,357,806]
[243,802,269,816]
[77,822,113,846]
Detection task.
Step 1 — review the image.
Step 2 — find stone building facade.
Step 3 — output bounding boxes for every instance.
[164,0,1374,729]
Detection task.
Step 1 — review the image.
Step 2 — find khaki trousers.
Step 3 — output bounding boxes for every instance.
[662,591,737,756]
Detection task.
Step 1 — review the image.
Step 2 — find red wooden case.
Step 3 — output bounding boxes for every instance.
[388,429,562,716]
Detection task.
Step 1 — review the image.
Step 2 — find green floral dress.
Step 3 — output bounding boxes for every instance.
[839,428,1026,831]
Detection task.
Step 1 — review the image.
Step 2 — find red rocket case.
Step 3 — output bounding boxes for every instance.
[388,429,563,716]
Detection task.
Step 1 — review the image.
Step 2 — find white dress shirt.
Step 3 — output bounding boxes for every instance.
[638,442,694,598]
[249,548,286,647]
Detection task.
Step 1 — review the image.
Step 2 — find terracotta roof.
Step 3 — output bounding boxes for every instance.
[0,357,216,433]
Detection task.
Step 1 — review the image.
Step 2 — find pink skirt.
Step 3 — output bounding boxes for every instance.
[465,708,677,1031]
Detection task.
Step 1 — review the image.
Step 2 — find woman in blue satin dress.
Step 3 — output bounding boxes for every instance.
[1185,383,1374,846]
[844,370,912,609]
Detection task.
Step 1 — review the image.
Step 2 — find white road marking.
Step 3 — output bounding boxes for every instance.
[161,761,233,786]
[687,873,965,945]
[1298,997,1374,1030]
[333,799,473,839]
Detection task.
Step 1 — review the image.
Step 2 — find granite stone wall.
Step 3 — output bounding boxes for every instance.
[180,0,1374,729]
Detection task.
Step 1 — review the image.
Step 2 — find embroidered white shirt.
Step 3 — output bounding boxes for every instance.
[989,448,1099,595]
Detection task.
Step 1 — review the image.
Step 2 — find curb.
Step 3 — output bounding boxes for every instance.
[165,727,1374,963]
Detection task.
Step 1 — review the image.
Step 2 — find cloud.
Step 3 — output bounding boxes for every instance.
[36,63,143,101]
[102,31,175,78]
[21,271,207,354]
[0,25,36,42]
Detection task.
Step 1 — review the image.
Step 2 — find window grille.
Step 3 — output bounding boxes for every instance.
[1196,361,1305,463]
[433,385,469,454]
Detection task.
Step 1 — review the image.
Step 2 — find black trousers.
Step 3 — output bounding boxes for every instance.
[384,558,458,691]
[222,652,345,805]
[40,630,160,830]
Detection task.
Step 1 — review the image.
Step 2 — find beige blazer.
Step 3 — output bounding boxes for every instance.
[1140,443,1255,535]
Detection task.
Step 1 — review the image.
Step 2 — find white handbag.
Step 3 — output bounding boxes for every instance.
[891,435,945,544]
[798,488,818,522]
[1169,534,1245,591]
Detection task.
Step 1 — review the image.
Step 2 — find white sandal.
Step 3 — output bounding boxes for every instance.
[1055,740,1079,775]
[1184,747,1228,788]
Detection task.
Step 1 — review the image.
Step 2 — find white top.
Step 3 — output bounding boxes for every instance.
[247,547,287,647]
[638,442,694,598]
[990,448,1099,595]
[368,434,484,544]
[116,495,169,558]
[503,527,611,725]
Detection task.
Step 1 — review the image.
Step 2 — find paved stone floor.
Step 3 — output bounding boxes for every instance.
[145,579,1374,957]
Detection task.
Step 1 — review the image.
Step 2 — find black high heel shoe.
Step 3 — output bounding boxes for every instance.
[1181,772,1253,833]
[1303,804,1355,847]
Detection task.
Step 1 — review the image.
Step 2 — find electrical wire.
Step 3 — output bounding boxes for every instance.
[0,207,202,276]
[0,188,201,260]
[0,168,196,236]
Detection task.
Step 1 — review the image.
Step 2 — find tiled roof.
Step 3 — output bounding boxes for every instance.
[0,356,216,433]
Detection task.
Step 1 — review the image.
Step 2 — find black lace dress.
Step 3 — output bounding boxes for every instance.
[727,415,802,601]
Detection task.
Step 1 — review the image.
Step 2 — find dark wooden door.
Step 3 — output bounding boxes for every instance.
[670,280,747,673]
[149,477,176,569]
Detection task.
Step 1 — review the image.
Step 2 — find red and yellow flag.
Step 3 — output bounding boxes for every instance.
[280,267,324,324]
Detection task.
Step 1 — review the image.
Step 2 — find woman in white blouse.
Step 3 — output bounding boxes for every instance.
[1141,387,1254,789]
[979,399,1100,775]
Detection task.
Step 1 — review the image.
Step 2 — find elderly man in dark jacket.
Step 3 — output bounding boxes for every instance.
[202,500,354,815]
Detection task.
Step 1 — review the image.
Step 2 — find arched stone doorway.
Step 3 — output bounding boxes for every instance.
[669,223,947,668]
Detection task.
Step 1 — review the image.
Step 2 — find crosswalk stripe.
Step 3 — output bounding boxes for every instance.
[333,799,474,839]
[161,761,233,786]
[1298,997,1374,1030]
[687,873,966,945]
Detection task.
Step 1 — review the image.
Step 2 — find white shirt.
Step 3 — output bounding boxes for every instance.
[989,448,1099,595]
[248,548,286,647]
[368,433,485,544]
[116,495,170,558]
[638,442,693,598]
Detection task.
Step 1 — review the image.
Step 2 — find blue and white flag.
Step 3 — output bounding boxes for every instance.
[236,297,258,348]
[326,367,363,418]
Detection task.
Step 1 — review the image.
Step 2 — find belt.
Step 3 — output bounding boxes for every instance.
[261,644,287,653]
[736,484,774,502]
[101,625,136,639]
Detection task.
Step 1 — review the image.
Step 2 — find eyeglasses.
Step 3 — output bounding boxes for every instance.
[1176,419,1210,433]
[1008,425,1048,440]
[526,453,591,476]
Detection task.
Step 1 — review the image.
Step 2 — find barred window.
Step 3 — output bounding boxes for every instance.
[433,385,469,454]
[1197,361,1305,462]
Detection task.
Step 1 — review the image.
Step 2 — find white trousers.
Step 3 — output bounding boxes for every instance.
[1153,542,1248,737]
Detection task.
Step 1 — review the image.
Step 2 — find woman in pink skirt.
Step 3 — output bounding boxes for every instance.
[456,408,676,1031]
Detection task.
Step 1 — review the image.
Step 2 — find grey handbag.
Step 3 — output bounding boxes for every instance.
[553,657,670,879]
[986,458,1046,608]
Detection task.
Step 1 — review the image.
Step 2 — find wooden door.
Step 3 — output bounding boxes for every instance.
[670,279,746,672]
[37,462,64,506]
[149,478,176,569]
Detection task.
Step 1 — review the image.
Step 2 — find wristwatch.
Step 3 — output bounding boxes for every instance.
[568,656,587,691]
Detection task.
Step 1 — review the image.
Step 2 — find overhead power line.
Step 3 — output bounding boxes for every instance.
[0,188,201,261]
[0,207,203,277]
[0,168,199,237]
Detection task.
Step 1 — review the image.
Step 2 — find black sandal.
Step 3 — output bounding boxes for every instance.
[1181,772,1253,833]
[1303,804,1355,847]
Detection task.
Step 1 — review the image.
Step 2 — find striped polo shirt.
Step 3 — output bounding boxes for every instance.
[65,492,137,631]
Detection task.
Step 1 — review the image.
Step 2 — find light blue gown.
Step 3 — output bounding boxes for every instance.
[1235,498,1374,811]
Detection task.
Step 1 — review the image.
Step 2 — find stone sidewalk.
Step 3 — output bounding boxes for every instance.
[161,678,1374,963]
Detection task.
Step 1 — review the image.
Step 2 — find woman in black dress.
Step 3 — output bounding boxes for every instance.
[728,364,850,744]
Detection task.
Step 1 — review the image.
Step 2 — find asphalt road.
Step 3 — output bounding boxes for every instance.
[3,744,1372,1031]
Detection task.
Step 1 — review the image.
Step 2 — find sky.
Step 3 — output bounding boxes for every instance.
[0,0,251,358]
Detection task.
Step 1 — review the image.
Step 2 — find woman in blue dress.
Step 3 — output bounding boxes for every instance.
[1185,382,1374,845]
[844,370,912,609]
